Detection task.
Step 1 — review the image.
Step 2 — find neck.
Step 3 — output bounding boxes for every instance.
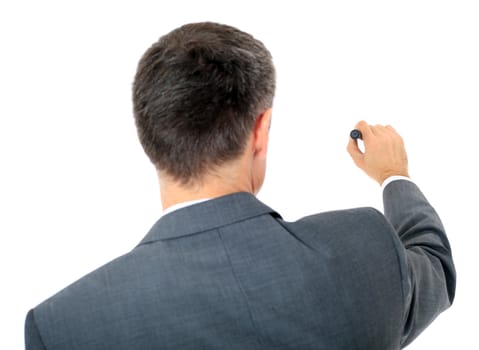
[158,165,255,212]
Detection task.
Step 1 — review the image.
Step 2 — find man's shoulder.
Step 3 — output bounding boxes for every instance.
[33,249,135,311]
[292,206,389,233]
[278,207,400,254]
[30,248,145,343]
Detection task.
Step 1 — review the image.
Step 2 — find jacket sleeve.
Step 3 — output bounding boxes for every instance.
[383,180,456,347]
[25,309,47,350]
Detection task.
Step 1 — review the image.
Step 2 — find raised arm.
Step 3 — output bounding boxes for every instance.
[347,121,456,347]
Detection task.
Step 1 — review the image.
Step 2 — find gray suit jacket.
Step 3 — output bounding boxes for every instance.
[25,180,455,349]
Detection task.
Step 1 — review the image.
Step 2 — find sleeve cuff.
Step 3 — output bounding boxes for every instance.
[381,175,413,191]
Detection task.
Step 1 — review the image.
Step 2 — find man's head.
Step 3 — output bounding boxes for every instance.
[132,22,276,190]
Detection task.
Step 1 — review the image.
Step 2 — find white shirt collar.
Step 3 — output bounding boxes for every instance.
[162,198,210,216]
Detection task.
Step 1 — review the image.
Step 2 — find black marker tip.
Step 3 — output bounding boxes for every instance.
[350,129,362,140]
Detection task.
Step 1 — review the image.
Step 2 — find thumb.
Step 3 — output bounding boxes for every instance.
[347,135,364,168]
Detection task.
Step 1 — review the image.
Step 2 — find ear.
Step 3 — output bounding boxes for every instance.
[252,108,272,158]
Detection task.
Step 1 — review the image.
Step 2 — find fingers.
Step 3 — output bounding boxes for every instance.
[347,122,366,168]
[370,124,398,137]
[354,120,373,140]
[385,124,395,131]
[350,121,402,148]
[354,121,396,138]
[347,136,363,167]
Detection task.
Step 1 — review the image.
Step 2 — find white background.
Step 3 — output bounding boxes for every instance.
[1,1,478,348]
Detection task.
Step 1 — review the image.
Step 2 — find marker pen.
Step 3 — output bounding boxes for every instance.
[350,129,362,140]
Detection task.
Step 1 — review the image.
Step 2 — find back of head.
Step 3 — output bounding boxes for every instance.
[133,22,276,185]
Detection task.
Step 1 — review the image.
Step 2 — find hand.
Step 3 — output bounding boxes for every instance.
[347,121,409,185]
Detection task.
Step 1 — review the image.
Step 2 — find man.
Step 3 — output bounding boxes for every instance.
[25,22,455,349]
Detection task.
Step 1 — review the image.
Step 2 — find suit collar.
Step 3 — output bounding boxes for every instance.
[138,192,280,245]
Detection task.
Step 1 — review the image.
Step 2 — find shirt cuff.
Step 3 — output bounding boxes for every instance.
[381,175,413,191]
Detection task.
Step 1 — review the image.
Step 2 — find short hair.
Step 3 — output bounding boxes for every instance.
[132,22,276,185]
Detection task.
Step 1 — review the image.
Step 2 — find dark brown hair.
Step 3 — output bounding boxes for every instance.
[132,22,276,185]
